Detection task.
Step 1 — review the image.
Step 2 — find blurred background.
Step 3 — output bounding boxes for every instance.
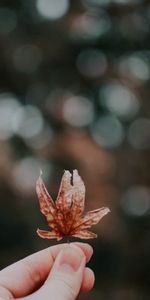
[0,0,150,299]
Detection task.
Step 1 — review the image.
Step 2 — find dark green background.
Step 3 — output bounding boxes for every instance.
[0,0,150,299]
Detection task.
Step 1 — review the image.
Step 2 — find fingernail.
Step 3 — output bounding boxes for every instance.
[58,246,85,272]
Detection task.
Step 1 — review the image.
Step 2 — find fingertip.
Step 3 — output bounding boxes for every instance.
[71,242,93,263]
[81,267,95,292]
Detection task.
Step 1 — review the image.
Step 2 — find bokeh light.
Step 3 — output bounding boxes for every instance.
[82,0,111,7]
[63,96,94,127]
[128,118,150,149]
[82,0,143,7]
[12,105,44,139]
[0,93,21,140]
[118,52,150,83]
[77,48,107,79]
[25,124,53,150]
[70,12,111,41]
[36,0,69,20]
[112,0,142,4]
[91,115,124,148]
[121,186,150,216]
[0,7,17,35]
[99,82,140,120]
[119,9,149,41]
[12,156,51,195]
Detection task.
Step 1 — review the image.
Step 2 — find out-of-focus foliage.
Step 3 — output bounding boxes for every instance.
[0,0,150,299]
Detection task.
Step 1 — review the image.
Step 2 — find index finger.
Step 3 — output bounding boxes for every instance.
[0,242,93,298]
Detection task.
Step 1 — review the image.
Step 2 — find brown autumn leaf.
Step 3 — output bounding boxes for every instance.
[36,170,110,241]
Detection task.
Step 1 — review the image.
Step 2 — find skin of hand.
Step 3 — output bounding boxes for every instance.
[0,243,95,300]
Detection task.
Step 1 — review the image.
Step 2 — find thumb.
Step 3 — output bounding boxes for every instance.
[38,245,86,300]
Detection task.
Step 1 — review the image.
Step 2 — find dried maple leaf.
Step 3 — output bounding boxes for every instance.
[36,170,110,241]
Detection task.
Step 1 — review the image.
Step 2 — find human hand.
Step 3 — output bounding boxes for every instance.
[0,243,95,300]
